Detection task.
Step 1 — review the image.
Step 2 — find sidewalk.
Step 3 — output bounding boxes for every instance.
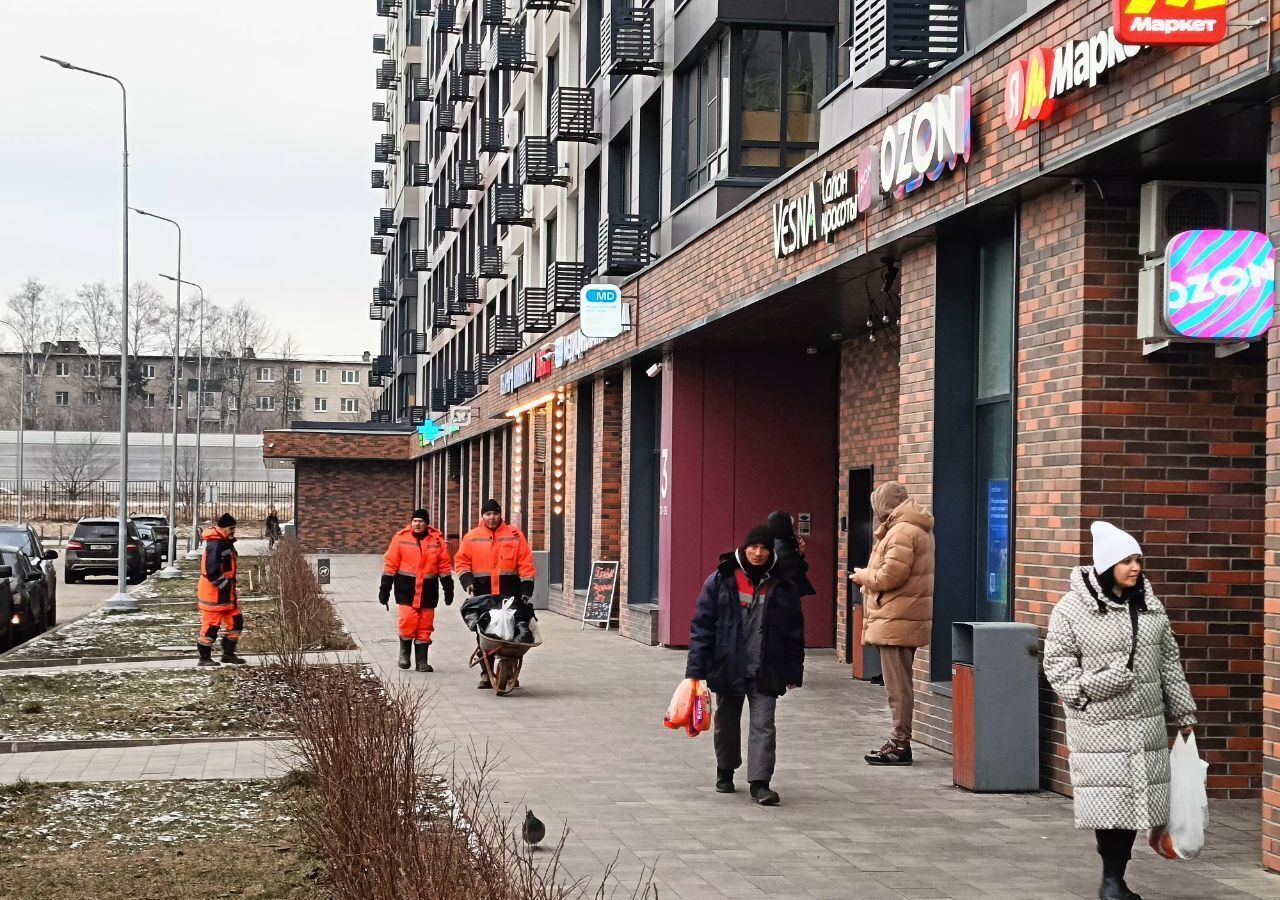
[0,739,297,783]
[325,554,1275,900]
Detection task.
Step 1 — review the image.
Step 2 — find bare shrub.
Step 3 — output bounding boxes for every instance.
[260,536,340,674]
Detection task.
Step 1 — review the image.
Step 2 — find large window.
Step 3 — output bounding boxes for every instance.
[682,34,728,198]
[739,29,827,171]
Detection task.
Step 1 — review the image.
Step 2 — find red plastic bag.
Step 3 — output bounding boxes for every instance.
[664,678,713,737]
[686,681,713,736]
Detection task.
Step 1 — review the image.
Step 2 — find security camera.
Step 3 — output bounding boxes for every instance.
[645,362,662,378]
[1071,178,1084,193]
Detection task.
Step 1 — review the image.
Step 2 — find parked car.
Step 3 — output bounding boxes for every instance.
[0,545,50,644]
[135,523,164,573]
[131,515,171,562]
[0,523,58,628]
[64,517,146,585]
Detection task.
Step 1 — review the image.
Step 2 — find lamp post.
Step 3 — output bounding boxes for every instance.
[42,54,137,612]
[160,275,204,560]
[133,208,183,577]
[0,322,26,522]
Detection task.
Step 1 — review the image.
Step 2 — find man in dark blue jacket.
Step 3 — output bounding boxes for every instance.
[685,524,806,806]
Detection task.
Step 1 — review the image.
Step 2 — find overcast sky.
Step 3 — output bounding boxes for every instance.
[0,1,383,357]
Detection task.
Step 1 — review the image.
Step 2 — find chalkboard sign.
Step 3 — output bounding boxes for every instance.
[581,560,619,629]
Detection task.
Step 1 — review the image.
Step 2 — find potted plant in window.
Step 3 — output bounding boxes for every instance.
[788,69,814,114]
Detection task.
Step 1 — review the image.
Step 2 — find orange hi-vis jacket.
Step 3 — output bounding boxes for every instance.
[454,521,536,599]
[198,527,238,611]
[380,524,454,608]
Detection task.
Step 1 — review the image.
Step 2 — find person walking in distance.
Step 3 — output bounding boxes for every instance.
[379,509,454,672]
[197,514,245,667]
[1043,522,1196,900]
[685,524,806,806]
[265,507,281,551]
[851,481,934,766]
[454,499,536,688]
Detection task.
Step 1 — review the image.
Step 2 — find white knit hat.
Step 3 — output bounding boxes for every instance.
[1091,521,1143,574]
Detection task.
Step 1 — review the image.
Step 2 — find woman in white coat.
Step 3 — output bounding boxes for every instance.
[1043,522,1197,900]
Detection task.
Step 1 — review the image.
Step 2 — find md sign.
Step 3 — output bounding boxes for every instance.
[580,284,626,339]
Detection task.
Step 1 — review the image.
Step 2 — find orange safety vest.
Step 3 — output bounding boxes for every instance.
[382,524,453,608]
[198,527,238,611]
[454,521,535,597]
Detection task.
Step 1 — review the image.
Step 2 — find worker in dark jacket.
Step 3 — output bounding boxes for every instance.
[197,513,243,667]
[379,509,454,672]
[685,524,806,806]
[767,510,815,597]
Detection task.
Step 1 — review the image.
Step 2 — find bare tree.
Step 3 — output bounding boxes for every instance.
[71,281,120,430]
[3,278,75,429]
[273,335,303,427]
[48,433,112,502]
[124,280,170,357]
[343,383,383,422]
[211,300,275,435]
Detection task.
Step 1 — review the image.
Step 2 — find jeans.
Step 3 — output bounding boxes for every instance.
[714,683,777,784]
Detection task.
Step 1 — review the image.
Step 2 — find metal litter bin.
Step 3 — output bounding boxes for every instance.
[952,621,1040,792]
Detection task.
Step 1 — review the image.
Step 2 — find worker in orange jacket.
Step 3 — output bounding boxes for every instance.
[455,498,536,688]
[379,508,454,672]
[197,513,244,667]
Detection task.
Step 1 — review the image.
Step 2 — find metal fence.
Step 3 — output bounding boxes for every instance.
[0,479,294,532]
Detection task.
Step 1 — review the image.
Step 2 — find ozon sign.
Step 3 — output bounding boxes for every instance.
[878,80,971,199]
[1164,230,1276,340]
[1004,27,1141,132]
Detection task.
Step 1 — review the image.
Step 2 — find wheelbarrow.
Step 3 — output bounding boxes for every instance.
[469,620,542,696]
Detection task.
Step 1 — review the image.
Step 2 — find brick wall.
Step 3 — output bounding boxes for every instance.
[294,458,414,554]
[836,338,901,663]
[1263,101,1280,874]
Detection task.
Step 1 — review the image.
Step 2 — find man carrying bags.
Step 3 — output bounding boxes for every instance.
[379,509,454,672]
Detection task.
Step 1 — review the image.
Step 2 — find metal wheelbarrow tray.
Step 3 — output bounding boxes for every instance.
[469,619,542,696]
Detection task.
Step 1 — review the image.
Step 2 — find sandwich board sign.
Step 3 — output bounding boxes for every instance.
[582,560,619,629]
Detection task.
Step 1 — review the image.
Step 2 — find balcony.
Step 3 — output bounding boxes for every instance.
[602,7,659,76]
[430,299,455,336]
[373,215,391,236]
[408,405,427,426]
[446,285,469,316]
[434,205,457,232]
[371,169,386,189]
[598,215,652,275]
[516,136,567,187]
[455,369,477,400]
[412,77,431,102]
[370,237,386,255]
[487,315,521,356]
[372,101,389,121]
[372,354,395,377]
[368,369,385,387]
[488,183,531,227]
[376,134,397,161]
[374,142,391,164]
[373,34,389,54]
[413,0,432,14]
[435,104,458,133]
[444,376,461,407]
[478,245,505,279]
[370,303,388,321]
[494,25,533,72]
[412,163,431,187]
[456,158,482,191]
[547,262,587,314]
[481,0,506,26]
[850,0,963,89]
[550,87,599,144]
[448,71,473,103]
[447,182,471,209]
[429,387,448,412]
[457,42,483,75]
[412,249,431,272]
[373,283,393,304]
[455,272,480,307]
[526,0,570,10]
[379,207,395,229]
[477,352,502,385]
[437,0,458,32]
[518,287,555,334]
[480,116,507,153]
[399,330,428,357]
[375,0,399,18]
[376,59,398,90]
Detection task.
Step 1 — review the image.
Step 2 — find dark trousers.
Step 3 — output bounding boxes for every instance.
[713,684,777,784]
[1095,829,1137,879]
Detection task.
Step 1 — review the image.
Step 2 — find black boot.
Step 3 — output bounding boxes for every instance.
[715,768,735,794]
[748,782,780,806]
[196,643,220,667]
[478,671,492,689]
[220,637,246,665]
[414,642,433,673]
[1099,877,1140,900]
[397,638,412,669]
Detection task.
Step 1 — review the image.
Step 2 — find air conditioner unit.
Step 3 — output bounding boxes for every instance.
[1138,181,1263,258]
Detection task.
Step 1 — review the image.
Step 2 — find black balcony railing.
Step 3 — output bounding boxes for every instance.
[370,237,385,255]
[487,315,521,356]
[480,116,506,153]
[435,205,456,232]
[372,101,389,121]
[518,287,555,334]
[409,405,427,426]
[488,183,531,227]
[372,354,395,377]
[516,136,567,187]
[436,104,458,133]
[369,303,387,321]
[599,215,652,275]
[413,0,432,15]
[446,182,470,209]
[411,163,430,187]
[550,87,599,143]
[494,24,533,72]
[477,352,502,385]
[526,0,570,10]
[478,245,504,279]
[371,169,386,189]
[375,0,399,17]
[850,0,963,89]
[429,387,448,412]
[374,142,391,164]
[437,0,458,32]
[430,299,454,336]
[412,249,430,272]
[373,215,390,236]
[399,330,428,357]
[547,261,587,313]
[456,369,477,400]
[378,134,397,158]
[412,77,431,102]
[376,58,398,89]
[448,71,473,103]
[455,273,480,307]
[444,377,461,407]
[481,0,506,26]
[379,208,395,229]
[373,34,389,54]
[446,286,469,316]
[602,7,660,76]
[457,42,483,75]
[456,158,482,191]
[369,370,385,387]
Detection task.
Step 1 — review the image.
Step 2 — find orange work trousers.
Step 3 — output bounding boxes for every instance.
[397,604,436,643]
[199,606,243,646]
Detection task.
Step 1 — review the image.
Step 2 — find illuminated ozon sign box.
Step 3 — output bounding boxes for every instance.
[1163,230,1276,340]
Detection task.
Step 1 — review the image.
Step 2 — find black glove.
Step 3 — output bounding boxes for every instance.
[378,593,389,609]
[520,580,536,604]
[458,572,474,594]
[442,576,455,607]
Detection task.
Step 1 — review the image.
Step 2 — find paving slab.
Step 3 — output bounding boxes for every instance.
[0,740,299,783]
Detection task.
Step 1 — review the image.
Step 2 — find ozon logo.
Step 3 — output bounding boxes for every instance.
[1164,230,1276,340]
[1004,27,1142,133]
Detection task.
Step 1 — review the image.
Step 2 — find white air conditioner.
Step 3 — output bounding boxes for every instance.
[1139,180,1263,257]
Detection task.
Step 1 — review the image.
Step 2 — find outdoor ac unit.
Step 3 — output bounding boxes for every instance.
[1138,180,1262,257]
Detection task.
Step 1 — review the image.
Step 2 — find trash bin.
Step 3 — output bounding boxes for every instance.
[952,621,1040,792]
[529,550,550,610]
[851,603,882,681]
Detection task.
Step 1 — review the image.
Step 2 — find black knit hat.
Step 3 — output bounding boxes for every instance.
[481,498,501,515]
[217,513,237,528]
[412,508,430,522]
[742,524,774,551]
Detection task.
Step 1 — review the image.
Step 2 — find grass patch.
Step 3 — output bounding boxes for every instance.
[0,777,328,899]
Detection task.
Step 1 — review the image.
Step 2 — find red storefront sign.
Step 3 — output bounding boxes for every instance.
[1004,27,1142,133]
[1113,0,1227,46]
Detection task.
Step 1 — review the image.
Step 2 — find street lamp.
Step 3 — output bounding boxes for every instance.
[42,54,137,612]
[160,274,205,561]
[132,209,183,577]
[0,322,26,522]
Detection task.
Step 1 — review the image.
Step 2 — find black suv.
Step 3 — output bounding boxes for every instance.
[0,545,50,646]
[0,523,58,628]
[64,518,146,584]
[130,515,171,562]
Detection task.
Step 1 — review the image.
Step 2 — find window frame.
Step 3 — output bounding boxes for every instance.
[55,361,70,377]
[315,368,329,384]
[342,398,359,413]
[256,366,275,383]
[54,391,69,407]
[314,397,328,413]
[256,395,275,411]
[341,369,358,384]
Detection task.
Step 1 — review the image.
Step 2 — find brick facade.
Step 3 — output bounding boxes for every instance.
[293,458,414,554]
[1261,102,1280,873]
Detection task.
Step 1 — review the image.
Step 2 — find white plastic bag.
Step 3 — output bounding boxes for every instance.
[484,598,517,642]
[1166,731,1209,860]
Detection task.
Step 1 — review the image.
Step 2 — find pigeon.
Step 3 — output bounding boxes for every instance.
[522,808,546,847]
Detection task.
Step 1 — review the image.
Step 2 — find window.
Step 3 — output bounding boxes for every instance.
[342,398,359,413]
[586,0,602,78]
[256,366,275,382]
[256,395,275,411]
[315,368,329,384]
[83,361,97,377]
[227,395,238,412]
[55,361,70,377]
[681,35,728,197]
[82,390,99,405]
[341,369,358,384]
[140,363,156,379]
[290,368,301,383]
[104,361,119,377]
[738,29,828,171]
[314,397,328,412]
[290,398,303,412]
[144,393,156,408]
[55,391,69,407]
